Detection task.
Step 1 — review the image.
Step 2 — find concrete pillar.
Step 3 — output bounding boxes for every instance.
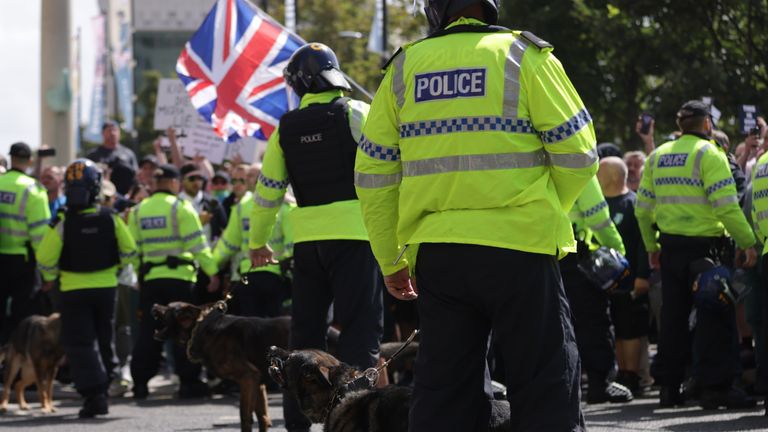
[40,0,73,166]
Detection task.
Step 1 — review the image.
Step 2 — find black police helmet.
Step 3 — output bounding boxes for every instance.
[424,0,499,33]
[64,158,103,208]
[283,43,352,97]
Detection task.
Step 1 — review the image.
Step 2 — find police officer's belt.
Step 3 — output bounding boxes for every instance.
[141,256,196,276]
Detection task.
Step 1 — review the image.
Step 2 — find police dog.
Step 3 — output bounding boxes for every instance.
[152,302,290,432]
[267,347,512,432]
[0,313,64,414]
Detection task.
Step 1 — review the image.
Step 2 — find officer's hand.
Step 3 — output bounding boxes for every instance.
[384,267,417,301]
[632,278,650,298]
[250,245,278,268]
[42,281,56,292]
[736,247,758,269]
[207,275,220,293]
[199,210,212,226]
[649,251,661,270]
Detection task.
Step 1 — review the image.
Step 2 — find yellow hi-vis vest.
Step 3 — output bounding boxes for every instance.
[750,152,768,255]
[636,134,755,252]
[128,191,217,282]
[570,176,625,254]
[355,18,598,275]
[0,170,50,257]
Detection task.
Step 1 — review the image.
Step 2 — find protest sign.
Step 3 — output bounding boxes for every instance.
[739,105,757,135]
[154,79,202,130]
[224,137,263,164]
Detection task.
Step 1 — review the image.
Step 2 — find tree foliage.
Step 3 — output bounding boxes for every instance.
[501,0,768,149]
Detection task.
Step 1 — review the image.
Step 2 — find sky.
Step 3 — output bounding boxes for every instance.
[0,0,98,158]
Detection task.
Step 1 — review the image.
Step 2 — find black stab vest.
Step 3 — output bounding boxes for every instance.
[59,207,120,272]
[279,97,358,207]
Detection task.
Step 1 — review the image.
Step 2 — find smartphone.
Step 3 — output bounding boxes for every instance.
[640,113,653,135]
[37,148,56,157]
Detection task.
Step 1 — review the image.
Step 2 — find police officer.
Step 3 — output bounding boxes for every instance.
[0,142,50,344]
[636,100,757,409]
[128,164,219,399]
[562,177,632,403]
[36,159,137,418]
[751,142,768,415]
[214,186,293,318]
[248,43,383,432]
[355,0,596,430]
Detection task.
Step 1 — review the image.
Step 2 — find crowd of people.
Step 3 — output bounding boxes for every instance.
[2,0,768,430]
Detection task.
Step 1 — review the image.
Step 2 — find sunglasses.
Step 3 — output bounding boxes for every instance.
[185,175,205,182]
[231,178,246,185]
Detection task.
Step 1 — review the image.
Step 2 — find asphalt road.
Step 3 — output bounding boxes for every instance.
[1,377,767,431]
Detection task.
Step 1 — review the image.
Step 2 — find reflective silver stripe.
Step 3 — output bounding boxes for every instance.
[253,192,282,208]
[547,148,598,169]
[711,195,738,208]
[503,37,528,118]
[403,150,546,177]
[757,209,768,221]
[171,199,180,239]
[647,150,658,177]
[37,263,58,272]
[29,218,49,229]
[189,243,207,254]
[636,200,654,210]
[399,116,536,138]
[119,251,137,258]
[145,248,184,257]
[30,235,43,243]
[392,52,406,108]
[18,184,34,219]
[590,219,613,231]
[657,196,709,205]
[0,212,24,221]
[691,144,712,179]
[539,109,593,145]
[354,171,402,188]
[56,221,64,238]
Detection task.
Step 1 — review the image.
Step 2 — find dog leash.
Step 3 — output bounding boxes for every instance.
[321,329,420,423]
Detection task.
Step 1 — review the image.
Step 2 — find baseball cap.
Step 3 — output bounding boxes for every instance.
[213,170,231,183]
[140,154,159,168]
[677,100,710,120]
[596,142,622,159]
[9,142,32,159]
[154,164,180,180]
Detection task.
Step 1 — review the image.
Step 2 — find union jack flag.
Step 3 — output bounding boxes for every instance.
[176,0,305,142]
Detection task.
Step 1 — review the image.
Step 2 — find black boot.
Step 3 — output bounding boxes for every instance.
[659,385,685,408]
[587,379,633,404]
[132,382,149,400]
[78,394,108,418]
[699,385,757,410]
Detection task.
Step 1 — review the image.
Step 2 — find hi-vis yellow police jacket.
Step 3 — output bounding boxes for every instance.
[214,191,294,276]
[249,90,370,249]
[354,18,598,275]
[636,133,755,252]
[570,176,625,254]
[751,152,768,255]
[128,191,218,282]
[0,170,50,257]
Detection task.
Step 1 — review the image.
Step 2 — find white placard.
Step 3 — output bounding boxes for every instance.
[225,137,264,164]
[154,78,201,130]
[179,118,228,164]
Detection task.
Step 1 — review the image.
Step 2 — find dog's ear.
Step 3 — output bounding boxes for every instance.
[302,364,333,388]
[151,304,168,320]
[175,306,201,329]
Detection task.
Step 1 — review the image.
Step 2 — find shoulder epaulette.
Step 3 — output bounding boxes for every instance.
[520,31,553,50]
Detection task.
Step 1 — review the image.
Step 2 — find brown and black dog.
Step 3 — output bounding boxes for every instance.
[268,347,512,432]
[152,302,289,432]
[0,313,64,414]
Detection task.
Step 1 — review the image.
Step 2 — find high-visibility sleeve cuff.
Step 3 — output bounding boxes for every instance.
[379,260,408,277]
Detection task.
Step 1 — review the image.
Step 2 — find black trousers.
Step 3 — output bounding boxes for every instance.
[0,253,36,345]
[560,253,616,383]
[410,243,584,432]
[283,240,384,430]
[230,271,285,318]
[130,278,201,386]
[652,234,740,387]
[59,287,119,397]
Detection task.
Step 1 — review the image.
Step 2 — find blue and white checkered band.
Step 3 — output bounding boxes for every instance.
[539,109,592,144]
[0,191,16,204]
[414,68,486,103]
[359,136,400,161]
[140,216,167,230]
[657,153,689,168]
[755,189,768,200]
[755,163,768,179]
[400,117,535,138]
[242,218,250,231]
